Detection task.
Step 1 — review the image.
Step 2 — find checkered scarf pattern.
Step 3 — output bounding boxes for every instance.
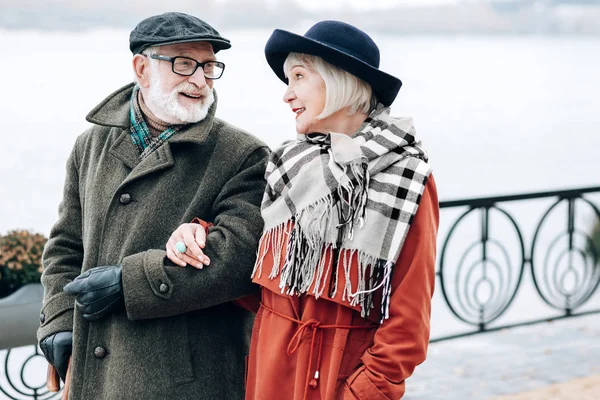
[129,85,183,159]
[253,105,432,321]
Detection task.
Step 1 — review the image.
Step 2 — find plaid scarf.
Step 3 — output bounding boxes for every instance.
[253,105,432,321]
[129,85,183,159]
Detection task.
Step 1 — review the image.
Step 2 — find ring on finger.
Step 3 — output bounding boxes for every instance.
[175,241,187,254]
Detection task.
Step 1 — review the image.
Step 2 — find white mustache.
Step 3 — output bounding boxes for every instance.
[175,82,211,97]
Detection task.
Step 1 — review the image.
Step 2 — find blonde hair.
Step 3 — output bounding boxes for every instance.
[283,52,377,119]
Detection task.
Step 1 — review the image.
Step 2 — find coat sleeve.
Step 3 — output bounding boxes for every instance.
[37,139,84,342]
[193,217,261,313]
[344,176,439,400]
[121,146,269,320]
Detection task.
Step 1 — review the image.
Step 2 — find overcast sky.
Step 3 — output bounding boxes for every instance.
[3,0,597,35]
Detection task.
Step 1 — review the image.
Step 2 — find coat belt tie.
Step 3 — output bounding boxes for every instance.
[260,302,375,400]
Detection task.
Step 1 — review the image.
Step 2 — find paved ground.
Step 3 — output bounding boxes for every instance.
[492,375,600,400]
[403,314,600,400]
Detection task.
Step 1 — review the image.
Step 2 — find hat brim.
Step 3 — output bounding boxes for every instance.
[136,37,231,54]
[265,29,402,106]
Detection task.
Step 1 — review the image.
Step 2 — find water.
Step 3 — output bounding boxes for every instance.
[1,29,600,333]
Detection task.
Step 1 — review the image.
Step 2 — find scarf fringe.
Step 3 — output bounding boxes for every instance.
[252,218,394,322]
[337,162,369,241]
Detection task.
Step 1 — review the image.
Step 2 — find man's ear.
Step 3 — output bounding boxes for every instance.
[133,54,150,88]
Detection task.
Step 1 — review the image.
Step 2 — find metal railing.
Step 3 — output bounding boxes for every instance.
[0,347,61,400]
[1,185,600,398]
[0,285,61,400]
[432,185,600,342]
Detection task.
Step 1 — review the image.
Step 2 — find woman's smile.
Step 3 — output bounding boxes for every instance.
[292,107,305,119]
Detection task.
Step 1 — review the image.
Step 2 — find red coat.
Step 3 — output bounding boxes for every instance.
[244,176,439,400]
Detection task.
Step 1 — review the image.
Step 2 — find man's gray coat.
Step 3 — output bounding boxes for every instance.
[37,83,270,399]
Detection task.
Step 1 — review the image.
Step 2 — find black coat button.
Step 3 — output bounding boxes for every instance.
[119,193,132,205]
[40,313,45,324]
[94,346,107,359]
[159,283,169,293]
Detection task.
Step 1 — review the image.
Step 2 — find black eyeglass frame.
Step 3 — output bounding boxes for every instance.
[148,54,226,79]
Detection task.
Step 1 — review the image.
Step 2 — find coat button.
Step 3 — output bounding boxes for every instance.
[119,193,132,205]
[94,346,107,359]
[39,313,45,324]
[159,283,169,293]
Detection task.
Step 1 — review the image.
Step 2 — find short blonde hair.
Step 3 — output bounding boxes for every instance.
[283,52,377,119]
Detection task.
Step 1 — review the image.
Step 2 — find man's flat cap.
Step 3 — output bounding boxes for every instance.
[129,12,231,54]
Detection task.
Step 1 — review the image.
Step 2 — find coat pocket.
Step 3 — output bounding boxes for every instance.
[346,366,391,400]
[164,315,194,386]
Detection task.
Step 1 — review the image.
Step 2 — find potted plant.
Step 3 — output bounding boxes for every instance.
[0,230,47,299]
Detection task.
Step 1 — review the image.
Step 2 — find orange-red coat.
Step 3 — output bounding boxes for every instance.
[244,176,439,400]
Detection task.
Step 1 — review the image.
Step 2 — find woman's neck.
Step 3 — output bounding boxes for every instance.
[322,109,369,136]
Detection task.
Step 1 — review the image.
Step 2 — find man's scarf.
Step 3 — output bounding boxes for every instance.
[129,85,183,159]
[252,105,432,321]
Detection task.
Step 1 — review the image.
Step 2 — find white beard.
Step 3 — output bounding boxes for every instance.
[145,68,215,124]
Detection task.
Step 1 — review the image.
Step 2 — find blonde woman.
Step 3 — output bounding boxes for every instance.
[167,20,439,400]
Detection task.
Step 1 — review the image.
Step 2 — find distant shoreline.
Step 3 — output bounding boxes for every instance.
[2,2,600,36]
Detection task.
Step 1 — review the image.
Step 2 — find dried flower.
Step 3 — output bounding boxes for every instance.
[0,230,48,298]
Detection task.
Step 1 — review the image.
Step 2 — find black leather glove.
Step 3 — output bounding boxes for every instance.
[39,331,73,382]
[63,265,124,321]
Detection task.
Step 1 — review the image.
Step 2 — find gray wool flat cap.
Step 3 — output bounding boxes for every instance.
[129,12,231,54]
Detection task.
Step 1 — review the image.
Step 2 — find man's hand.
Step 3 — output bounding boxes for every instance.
[39,331,73,382]
[63,266,124,321]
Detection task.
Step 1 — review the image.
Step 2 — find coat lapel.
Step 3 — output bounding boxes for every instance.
[109,129,140,170]
[108,128,175,185]
[122,143,175,186]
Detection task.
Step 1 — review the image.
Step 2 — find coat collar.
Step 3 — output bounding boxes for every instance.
[85,82,219,145]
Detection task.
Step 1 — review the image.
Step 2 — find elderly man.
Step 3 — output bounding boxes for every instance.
[37,12,269,400]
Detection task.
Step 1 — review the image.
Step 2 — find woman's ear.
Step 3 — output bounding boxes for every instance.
[133,54,150,88]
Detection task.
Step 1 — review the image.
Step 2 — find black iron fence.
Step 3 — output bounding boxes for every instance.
[432,185,600,342]
[2,186,600,398]
[0,347,61,400]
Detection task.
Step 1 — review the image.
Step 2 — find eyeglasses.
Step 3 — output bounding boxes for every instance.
[149,54,225,79]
